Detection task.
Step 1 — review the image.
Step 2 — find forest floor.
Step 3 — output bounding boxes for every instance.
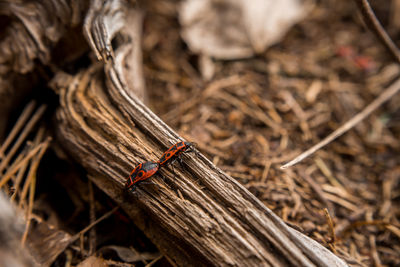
[144,0,400,266]
[1,0,399,266]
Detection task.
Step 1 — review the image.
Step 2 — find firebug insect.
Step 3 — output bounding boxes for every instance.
[158,141,195,168]
[125,161,160,191]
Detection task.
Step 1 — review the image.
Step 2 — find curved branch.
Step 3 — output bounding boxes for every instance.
[53,58,348,267]
[354,0,400,63]
[54,3,349,266]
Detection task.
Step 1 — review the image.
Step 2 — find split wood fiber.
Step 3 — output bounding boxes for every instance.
[54,63,347,267]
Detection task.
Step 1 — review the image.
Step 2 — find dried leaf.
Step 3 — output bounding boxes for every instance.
[179,0,312,59]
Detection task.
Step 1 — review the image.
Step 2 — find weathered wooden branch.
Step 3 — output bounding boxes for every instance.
[0,0,349,265]
[54,59,348,267]
[83,0,146,103]
[53,36,348,267]
[51,2,350,266]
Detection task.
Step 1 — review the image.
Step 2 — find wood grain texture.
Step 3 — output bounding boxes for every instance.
[53,59,348,266]
[53,1,348,266]
[83,0,146,103]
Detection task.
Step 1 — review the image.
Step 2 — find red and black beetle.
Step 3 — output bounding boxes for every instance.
[158,141,195,167]
[125,161,160,191]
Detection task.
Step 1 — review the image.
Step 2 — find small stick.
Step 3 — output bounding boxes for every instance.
[0,100,36,158]
[104,259,136,267]
[0,104,46,174]
[20,167,37,246]
[79,234,85,257]
[88,180,96,256]
[18,137,51,208]
[354,0,400,63]
[281,77,400,169]
[10,128,44,202]
[65,249,73,267]
[10,156,29,203]
[385,224,400,239]
[323,208,337,253]
[260,161,271,183]
[69,206,119,244]
[145,254,163,267]
[0,142,46,188]
[340,220,391,237]
[4,145,30,183]
[20,131,47,246]
[369,235,383,267]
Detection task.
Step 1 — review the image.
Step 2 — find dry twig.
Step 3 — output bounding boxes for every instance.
[88,180,96,256]
[281,77,400,168]
[0,104,46,174]
[0,101,36,158]
[354,0,400,63]
[69,206,119,244]
[323,208,337,253]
